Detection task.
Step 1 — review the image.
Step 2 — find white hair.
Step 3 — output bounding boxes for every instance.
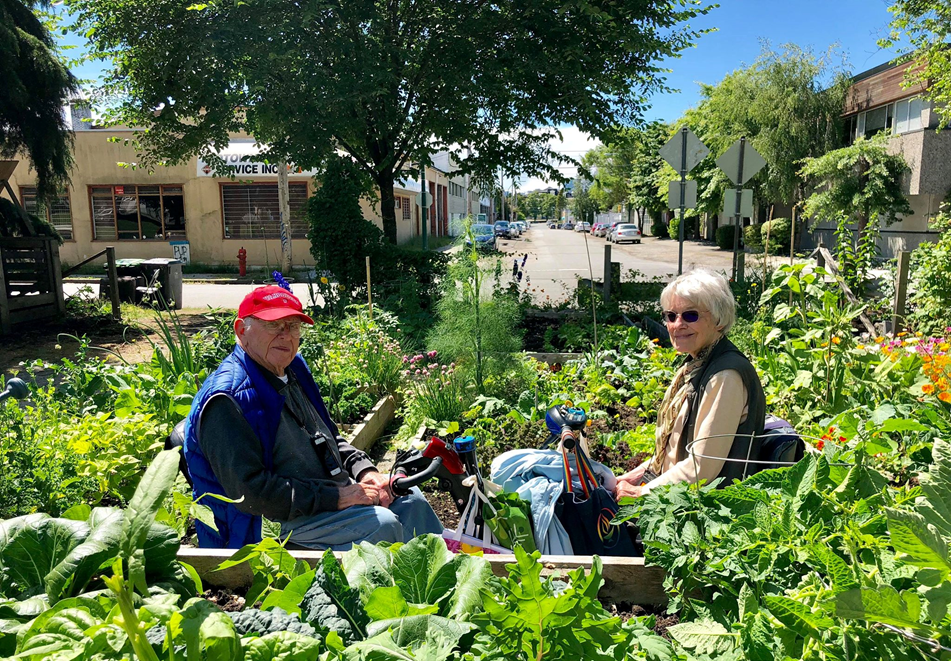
[660,268,736,335]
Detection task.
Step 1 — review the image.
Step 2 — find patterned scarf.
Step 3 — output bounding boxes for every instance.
[650,338,721,474]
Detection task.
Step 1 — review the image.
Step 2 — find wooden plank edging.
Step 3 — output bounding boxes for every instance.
[176,547,667,606]
[347,394,396,452]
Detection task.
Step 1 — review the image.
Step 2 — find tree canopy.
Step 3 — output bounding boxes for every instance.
[882,0,951,128]
[1,0,76,202]
[70,0,712,242]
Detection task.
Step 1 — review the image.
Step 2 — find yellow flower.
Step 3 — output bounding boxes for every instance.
[875,336,885,343]
[923,384,936,395]
[821,341,829,348]
[940,392,951,404]
[856,344,865,350]
[320,277,329,284]
[832,337,841,345]
[898,331,908,337]
[916,332,924,337]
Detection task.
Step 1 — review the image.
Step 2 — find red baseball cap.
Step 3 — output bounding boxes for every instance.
[238,286,314,324]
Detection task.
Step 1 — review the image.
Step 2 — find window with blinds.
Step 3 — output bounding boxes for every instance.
[89,185,186,240]
[21,188,73,240]
[402,197,411,221]
[221,183,309,239]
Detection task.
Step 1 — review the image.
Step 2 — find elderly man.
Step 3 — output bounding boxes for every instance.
[183,285,443,549]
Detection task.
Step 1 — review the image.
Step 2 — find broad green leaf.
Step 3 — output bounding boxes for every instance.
[919,581,951,623]
[300,550,368,643]
[738,583,758,621]
[739,613,775,661]
[764,596,834,638]
[168,597,239,661]
[391,535,457,607]
[45,508,124,602]
[919,439,951,538]
[667,619,736,655]
[444,554,492,620]
[0,516,88,598]
[836,586,923,629]
[885,508,951,575]
[809,545,858,592]
[120,449,182,559]
[880,418,929,433]
[364,586,411,621]
[60,505,91,522]
[341,542,396,604]
[364,614,472,647]
[870,404,896,425]
[243,631,323,660]
[261,570,315,616]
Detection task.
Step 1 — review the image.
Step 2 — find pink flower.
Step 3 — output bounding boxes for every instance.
[427,350,438,359]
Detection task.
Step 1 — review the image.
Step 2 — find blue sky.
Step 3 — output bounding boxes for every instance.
[646,0,903,122]
[55,0,909,188]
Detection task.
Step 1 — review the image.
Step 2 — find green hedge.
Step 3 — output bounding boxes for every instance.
[716,225,740,251]
[760,217,792,252]
[744,223,763,249]
[651,214,668,238]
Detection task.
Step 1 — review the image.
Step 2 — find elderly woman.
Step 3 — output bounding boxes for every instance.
[615,269,765,499]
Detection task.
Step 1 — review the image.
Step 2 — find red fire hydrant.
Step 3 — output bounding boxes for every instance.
[237,247,247,277]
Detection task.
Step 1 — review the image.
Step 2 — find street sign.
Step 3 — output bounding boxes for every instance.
[716,138,766,186]
[416,191,432,208]
[659,128,709,173]
[668,180,697,211]
[722,189,753,220]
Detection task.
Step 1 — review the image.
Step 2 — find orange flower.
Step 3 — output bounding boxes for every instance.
[832,337,841,345]
[940,392,951,404]
[816,440,825,450]
[923,384,936,395]
[838,436,847,443]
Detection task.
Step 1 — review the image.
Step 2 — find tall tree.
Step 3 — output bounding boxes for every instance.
[70,0,712,243]
[1,0,76,202]
[800,136,912,293]
[882,0,951,127]
[570,177,600,225]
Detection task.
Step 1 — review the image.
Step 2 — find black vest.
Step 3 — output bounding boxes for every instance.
[677,337,766,485]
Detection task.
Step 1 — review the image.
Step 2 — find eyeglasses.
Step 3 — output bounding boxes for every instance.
[256,319,303,336]
[663,310,702,324]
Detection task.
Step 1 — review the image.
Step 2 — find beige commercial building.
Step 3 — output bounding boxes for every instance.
[2,114,488,268]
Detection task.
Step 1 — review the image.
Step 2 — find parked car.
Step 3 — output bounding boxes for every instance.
[547,221,559,229]
[466,223,497,250]
[563,222,575,230]
[574,222,591,233]
[494,221,511,238]
[515,221,529,233]
[592,223,607,237]
[609,223,642,244]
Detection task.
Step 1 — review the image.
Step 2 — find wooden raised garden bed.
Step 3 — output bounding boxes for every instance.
[345,394,397,452]
[177,547,667,606]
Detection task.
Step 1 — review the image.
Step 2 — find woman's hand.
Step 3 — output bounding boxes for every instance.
[615,482,645,500]
[618,463,648,486]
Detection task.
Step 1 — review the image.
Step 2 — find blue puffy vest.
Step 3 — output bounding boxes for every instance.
[183,344,338,548]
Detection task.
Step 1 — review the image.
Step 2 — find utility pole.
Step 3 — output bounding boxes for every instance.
[277,158,292,273]
[421,162,428,250]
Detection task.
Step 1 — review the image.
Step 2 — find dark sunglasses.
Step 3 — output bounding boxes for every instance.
[663,310,702,324]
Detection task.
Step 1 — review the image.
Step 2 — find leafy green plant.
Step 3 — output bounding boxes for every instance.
[715,224,738,251]
[908,210,951,335]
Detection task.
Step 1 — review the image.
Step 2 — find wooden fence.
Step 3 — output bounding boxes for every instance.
[0,236,65,334]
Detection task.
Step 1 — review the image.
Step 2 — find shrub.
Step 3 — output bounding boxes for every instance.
[668,215,681,241]
[650,214,668,238]
[716,225,740,250]
[909,211,951,335]
[744,223,763,249]
[760,217,792,253]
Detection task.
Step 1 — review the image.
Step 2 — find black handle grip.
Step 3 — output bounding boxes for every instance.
[391,457,444,496]
[0,378,28,404]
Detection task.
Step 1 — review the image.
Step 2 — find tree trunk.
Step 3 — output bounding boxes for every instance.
[377,168,399,244]
[856,156,871,250]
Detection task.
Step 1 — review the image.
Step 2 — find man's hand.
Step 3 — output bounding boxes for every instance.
[615,482,645,501]
[337,483,383,509]
[357,470,394,508]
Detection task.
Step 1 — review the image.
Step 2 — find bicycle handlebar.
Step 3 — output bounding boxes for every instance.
[391,456,444,496]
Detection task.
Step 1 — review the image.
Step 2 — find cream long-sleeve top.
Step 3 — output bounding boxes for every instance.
[641,370,749,493]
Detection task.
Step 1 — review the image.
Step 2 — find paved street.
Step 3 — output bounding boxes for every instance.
[63,281,323,311]
[497,224,739,302]
[63,227,752,309]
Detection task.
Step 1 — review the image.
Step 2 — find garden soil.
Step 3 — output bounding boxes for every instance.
[0,311,211,383]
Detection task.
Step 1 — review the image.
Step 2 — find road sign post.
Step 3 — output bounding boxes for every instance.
[716,137,766,283]
[659,127,708,275]
[420,167,428,250]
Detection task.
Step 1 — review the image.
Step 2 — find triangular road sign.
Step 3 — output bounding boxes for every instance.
[659,128,709,174]
[716,139,766,186]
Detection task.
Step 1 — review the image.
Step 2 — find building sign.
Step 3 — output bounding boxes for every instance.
[114,185,125,195]
[196,141,320,178]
